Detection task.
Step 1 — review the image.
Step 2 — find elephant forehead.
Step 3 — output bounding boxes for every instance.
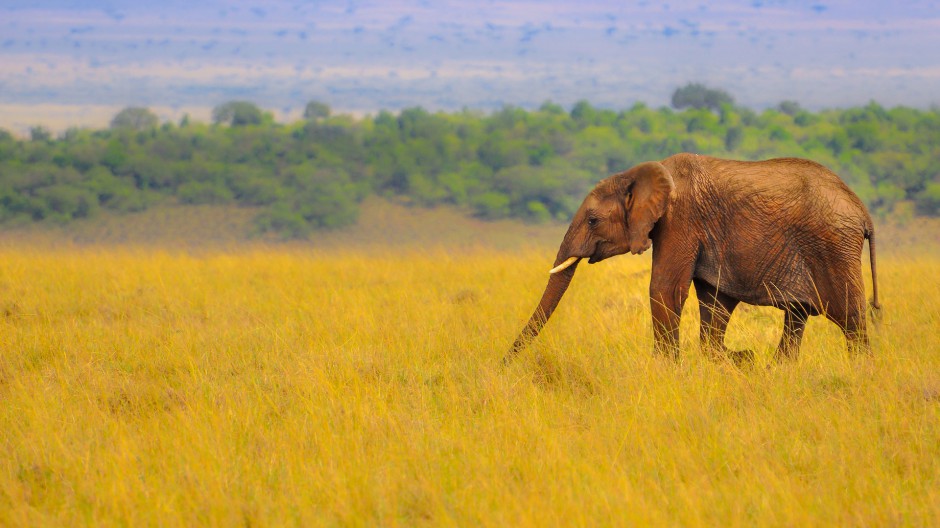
[582,194,602,207]
[588,195,618,215]
[597,173,632,193]
[585,192,620,210]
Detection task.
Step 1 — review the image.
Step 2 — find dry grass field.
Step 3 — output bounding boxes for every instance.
[1,206,938,526]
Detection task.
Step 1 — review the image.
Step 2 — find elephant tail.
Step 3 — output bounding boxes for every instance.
[865,226,881,319]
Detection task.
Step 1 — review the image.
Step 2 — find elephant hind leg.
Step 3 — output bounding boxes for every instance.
[775,303,812,361]
[821,281,871,355]
[838,304,871,355]
[693,279,752,364]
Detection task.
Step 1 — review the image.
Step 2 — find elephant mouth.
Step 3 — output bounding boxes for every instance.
[588,244,607,264]
[588,240,609,264]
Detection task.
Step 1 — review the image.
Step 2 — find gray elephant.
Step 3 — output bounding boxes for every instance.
[507,153,879,363]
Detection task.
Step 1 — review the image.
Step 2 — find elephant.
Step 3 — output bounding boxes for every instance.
[506,153,880,363]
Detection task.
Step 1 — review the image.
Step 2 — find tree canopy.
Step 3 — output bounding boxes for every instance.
[671,83,735,112]
[111,107,159,131]
[303,101,331,121]
[1,96,938,238]
[212,101,264,126]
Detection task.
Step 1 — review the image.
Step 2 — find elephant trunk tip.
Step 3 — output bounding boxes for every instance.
[868,297,882,324]
[503,333,534,365]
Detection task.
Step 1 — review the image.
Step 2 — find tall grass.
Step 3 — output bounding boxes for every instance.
[0,246,937,526]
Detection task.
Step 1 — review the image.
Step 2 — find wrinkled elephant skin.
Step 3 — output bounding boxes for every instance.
[506,154,879,363]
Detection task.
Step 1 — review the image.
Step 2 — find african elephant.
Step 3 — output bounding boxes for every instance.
[507,153,879,363]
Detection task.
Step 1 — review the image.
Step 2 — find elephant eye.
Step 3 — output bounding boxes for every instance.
[587,217,599,227]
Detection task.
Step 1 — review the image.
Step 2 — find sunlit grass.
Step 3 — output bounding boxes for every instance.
[0,246,937,526]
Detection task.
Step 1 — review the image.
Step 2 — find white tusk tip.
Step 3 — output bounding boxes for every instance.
[549,256,579,274]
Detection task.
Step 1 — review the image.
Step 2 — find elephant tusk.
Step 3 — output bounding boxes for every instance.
[549,256,579,274]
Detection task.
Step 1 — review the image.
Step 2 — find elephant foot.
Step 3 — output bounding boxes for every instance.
[704,346,755,367]
[653,344,681,362]
[773,345,800,362]
[728,349,756,367]
[773,351,796,363]
[846,337,872,356]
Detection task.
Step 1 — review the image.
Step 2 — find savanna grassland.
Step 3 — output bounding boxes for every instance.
[1,207,939,526]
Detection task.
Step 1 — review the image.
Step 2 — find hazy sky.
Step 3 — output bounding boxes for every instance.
[2,1,939,131]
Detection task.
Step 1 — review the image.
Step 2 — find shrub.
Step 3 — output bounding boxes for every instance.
[177,181,234,205]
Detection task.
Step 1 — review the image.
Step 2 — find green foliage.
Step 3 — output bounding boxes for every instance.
[777,100,803,116]
[915,182,940,215]
[30,127,52,142]
[212,101,264,127]
[471,191,511,220]
[111,107,159,131]
[177,181,234,205]
[303,101,331,121]
[671,83,735,112]
[253,166,360,236]
[1,97,939,237]
[725,127,744,151]
[34,185,99,221]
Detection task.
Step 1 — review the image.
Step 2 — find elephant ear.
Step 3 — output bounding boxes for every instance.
[623,161,674,254]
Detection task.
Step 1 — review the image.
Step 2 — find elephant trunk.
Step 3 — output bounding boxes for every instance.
[504,258,580,363]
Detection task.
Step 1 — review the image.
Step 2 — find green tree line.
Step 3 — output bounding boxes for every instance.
[1,91,938,238]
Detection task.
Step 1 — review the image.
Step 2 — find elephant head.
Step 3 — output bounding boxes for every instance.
[505,161,674,362]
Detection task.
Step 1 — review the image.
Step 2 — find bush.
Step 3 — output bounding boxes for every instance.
[35,185,99,221]
[111,107,159,131]
[725,127,744,151]
[177,181,234,205]
[254,204,310,239]
[471,192,511,219]
[915,182,940,215]
[1,98,939,235]
[525,200,551,222]
[292,169,360,229]
[0,188,37,222]
[671,83,734,112]
[252,165,361,237]
[229,175,282,206]
[212,101,263,127]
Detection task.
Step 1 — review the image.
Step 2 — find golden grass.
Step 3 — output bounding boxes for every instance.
[0,245,938,526]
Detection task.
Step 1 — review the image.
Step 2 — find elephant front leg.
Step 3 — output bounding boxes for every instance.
[693,278,752,364]
[650,278,692,360]
[775,303,810,361]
